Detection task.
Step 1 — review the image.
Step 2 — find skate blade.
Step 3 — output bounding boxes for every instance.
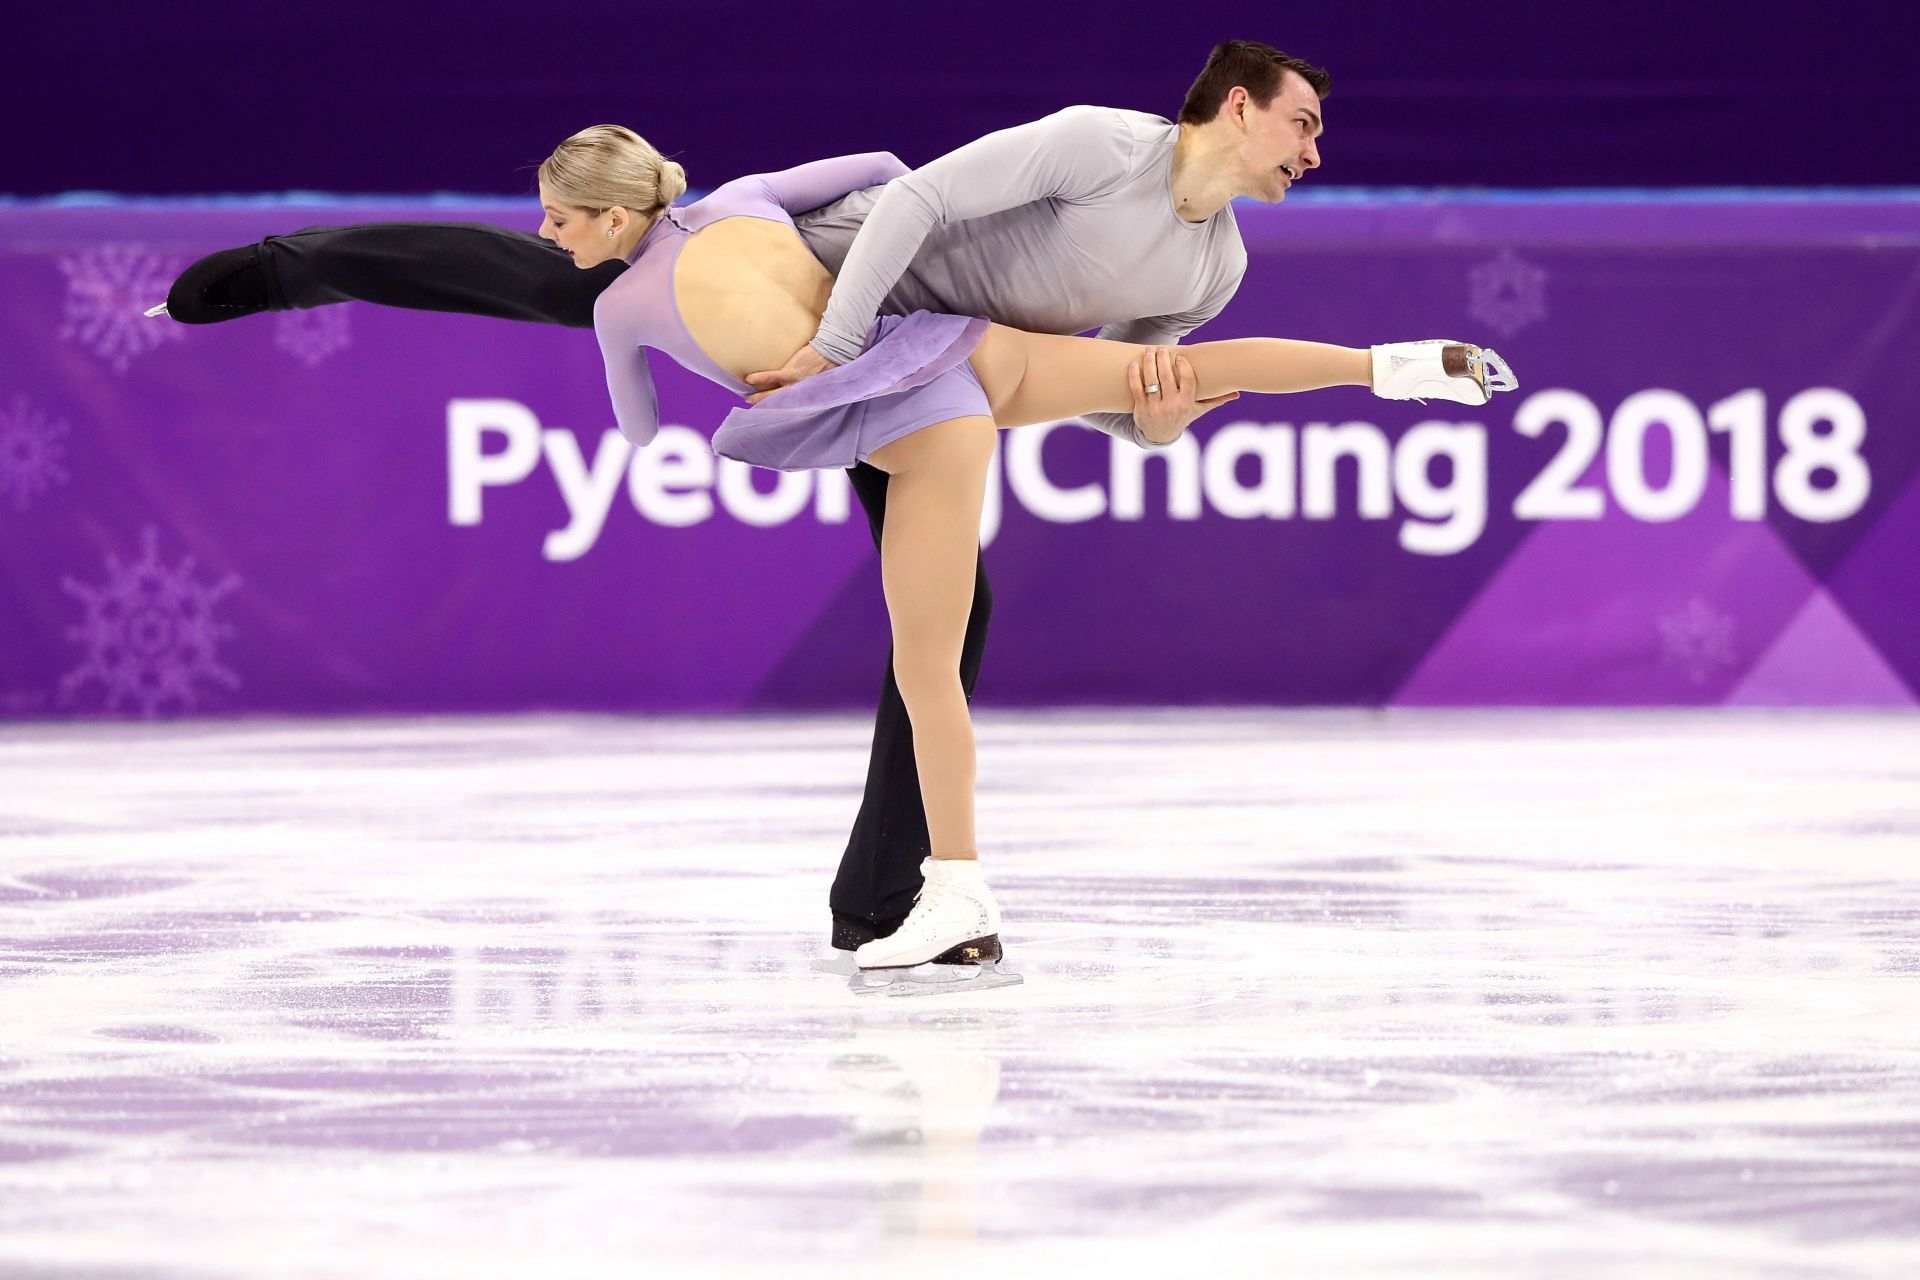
[848,961,1023,998]
[1476,347,1518,394]
[143,302,169,319]
[811,950,858,976]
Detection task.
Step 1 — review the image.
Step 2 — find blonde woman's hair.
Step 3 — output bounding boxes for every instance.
[538,125,688,217]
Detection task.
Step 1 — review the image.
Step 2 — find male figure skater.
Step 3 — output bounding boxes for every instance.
[159,41,1331,976]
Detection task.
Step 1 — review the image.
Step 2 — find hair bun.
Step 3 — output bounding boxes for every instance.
[657,159,688,207]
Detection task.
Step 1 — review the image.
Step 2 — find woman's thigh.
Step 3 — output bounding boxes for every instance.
[866,416,998,663]
[967,324,1143,429]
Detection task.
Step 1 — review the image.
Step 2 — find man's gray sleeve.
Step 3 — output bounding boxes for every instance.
[808,107,1135,365]
[1079,263,1246,450]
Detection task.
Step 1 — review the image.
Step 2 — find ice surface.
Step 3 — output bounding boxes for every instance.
[1,710,1917,1278]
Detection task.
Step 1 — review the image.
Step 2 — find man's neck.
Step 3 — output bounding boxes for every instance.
[1169,122,1243,223]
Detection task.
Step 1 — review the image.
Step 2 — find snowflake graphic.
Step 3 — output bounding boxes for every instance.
[274,308,353,368]
[1657,597,1737,685]
[1467,249,1548,338]
[0,395,71,511]
[60,526,242,717]
[58,245,186,374]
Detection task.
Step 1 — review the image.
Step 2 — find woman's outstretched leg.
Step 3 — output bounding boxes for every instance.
[968,325,1511,430]
[852,416,1011,977]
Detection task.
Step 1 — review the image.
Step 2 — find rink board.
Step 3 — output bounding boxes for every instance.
[2,194,1917,714]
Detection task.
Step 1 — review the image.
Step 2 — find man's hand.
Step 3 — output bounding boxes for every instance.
[745,344,837,404]
[1126,346,1239,445]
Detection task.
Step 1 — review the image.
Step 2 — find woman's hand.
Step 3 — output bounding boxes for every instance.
[745,344,837,404]
[1128,347,1238,445]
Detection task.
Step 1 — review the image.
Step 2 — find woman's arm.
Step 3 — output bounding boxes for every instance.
[737,153,911,218]
[595,304,661,447]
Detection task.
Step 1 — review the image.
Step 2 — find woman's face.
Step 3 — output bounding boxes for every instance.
[537,183,622,269]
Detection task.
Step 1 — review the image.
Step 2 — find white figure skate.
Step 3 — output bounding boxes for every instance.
[848,857,1023,996]
[1371,340,1517,405]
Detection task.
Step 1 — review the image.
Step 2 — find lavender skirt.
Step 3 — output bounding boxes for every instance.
[711,312,992,472]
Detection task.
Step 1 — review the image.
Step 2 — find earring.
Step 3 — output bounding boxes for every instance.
[606,229,613,239]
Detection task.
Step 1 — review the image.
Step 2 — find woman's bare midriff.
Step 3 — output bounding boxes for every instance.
[674,217,834,380]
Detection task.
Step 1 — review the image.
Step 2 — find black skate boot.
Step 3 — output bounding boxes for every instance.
[146,244,271,324]
[813,909,908,976]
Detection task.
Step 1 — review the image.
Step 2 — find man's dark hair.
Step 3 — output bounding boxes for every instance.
[1178,41,1331,125]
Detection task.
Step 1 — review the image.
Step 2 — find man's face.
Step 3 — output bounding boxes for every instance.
[1236,71,1324,203]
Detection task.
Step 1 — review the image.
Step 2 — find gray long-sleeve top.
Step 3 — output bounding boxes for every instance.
[793,106,1248,450]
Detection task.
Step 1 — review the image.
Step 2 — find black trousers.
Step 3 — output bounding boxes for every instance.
[258,221,992,925]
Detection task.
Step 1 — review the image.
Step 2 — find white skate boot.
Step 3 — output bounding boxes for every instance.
[1371,340,1517,405]
[849,857,1023,996]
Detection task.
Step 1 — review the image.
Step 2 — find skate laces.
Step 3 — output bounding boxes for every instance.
[899,866,978,939]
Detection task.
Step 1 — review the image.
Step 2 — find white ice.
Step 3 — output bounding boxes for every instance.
[1,710,1917,1278]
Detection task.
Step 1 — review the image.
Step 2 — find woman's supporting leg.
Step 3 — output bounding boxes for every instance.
[832,463,995,934]
[968,324,1372,429]
[866,417,1002,863]
[852,415,1012,977]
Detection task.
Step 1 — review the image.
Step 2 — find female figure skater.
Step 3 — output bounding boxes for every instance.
[536,124,1514,990]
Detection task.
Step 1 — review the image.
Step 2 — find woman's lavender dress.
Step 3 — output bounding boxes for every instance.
[711,312,993,472]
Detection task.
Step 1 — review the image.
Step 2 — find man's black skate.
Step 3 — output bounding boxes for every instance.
[149,244,270,324]
[812,909,907,975]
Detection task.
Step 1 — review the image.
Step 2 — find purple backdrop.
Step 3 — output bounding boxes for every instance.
[3,194,1917,716]
[9,0,1919,195]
